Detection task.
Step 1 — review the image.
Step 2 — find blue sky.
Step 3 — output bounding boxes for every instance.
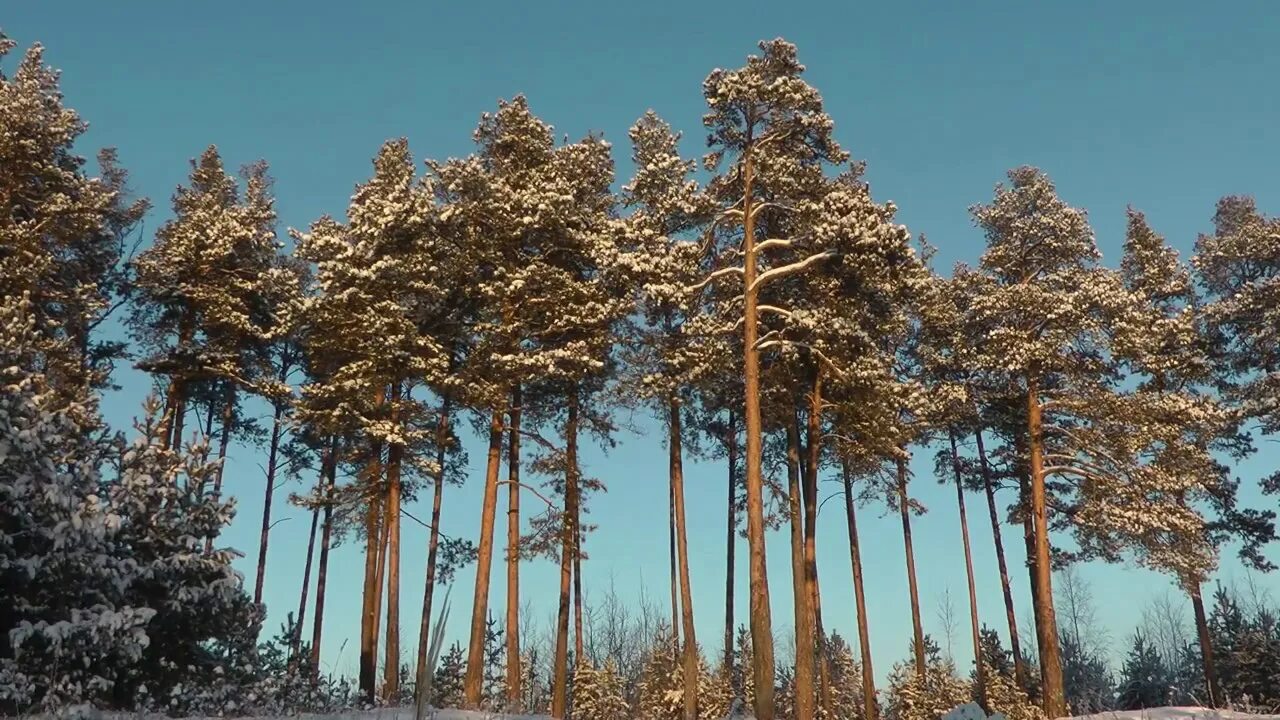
[8,0,1280,684]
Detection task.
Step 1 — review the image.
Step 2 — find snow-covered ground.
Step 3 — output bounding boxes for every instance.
[1071,709,1280,720]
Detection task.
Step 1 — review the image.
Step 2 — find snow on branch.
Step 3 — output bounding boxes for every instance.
[754,238,794,253]
[685,265,745,293]
[749,249,837,294]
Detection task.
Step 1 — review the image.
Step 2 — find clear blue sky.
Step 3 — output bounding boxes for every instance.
[8,0,1280,685]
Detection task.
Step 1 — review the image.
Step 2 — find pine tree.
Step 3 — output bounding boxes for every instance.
[433,643,467,709]
[573,660,630,720]
[0,34,149,396]
[883,637,971,720]
[1115,632,1171,710]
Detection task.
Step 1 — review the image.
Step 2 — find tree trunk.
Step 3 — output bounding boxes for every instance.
[975,428,1027,690]
[670,466,681,644]
[252,396,284,601]
[897,454,927,682]
[505,387,522,708]
[551,392,581,719]
[670,397,700,720]
[724,411,738,674]
[384,384,405,699]
[841,460,877,720]
[740,142,776,720]
[293,504,320,660]
[360,442,386,703]
[464,409,506,708]
[416,402,451,711]
[803,373,831,719]
[786,416,816,720]
[1026,378,1066,718]
[371,485,392,701]
[213,380,236,497]
[950,429,987,709]
[162,309,195,450]
[311,438,338,677]
[1190,582,1222,708]
[574,525,584,664]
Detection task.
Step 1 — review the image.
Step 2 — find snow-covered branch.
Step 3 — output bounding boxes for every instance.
[749,250,837,294]
[754,238,794,253]
[685,265,745,293]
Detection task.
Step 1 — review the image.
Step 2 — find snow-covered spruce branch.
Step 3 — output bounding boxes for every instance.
[748,249,838,294]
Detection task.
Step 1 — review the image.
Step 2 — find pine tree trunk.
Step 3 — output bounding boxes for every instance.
[975,428,1027,690]
[950,429,987,709]
[252,397,284,600]
[740,143,776,720]
[213,380,236,497]
[360,442,386,703]
[724,411,738,674]
[670,468,681,644]
[670,396,700,720]
[371,485,392,702]
[803,373,831,719]
[505,386,522,708]
[1026,378,1066,718]
[1190,582,1222,708]
[385,384,405,699]
[163,308,196,450]
[551,392,581,719]
[416,402,450,710]
[841,459,877,720]
[464,409,506,708]
[574,526,584,664]
[896,453,927,682]
[311,438,338,677]
[293,504,320,660]
[786,416,816,720]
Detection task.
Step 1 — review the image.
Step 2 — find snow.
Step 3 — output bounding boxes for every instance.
[1070,709,1280,720]
[74,710,552,720]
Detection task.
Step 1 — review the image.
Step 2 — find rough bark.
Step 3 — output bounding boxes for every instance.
[740,144,776,720]
[464,409,506,708]
[950,430,987,709]
[574,526,584,664]
[1190,583,1223,708]
[505,387,522,707]
[786,417,815,720]
[551,392,581,719]
[416,402,451,710]
[975,428,1027,690]
[897,454,926,681]
[1026,378,1066,718]
[162,310,195,451]
[213,380,236,497]
[311,438,338,676]
[724,411,738,673]
[670,397,700,720]
[841,461,878,720]
[371,484,392,701]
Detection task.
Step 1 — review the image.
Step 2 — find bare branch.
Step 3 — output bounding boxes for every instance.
[685,265,745,293]
[497,480,559,510]
[754,238,794,253]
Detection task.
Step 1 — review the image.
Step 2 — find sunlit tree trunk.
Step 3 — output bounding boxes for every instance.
[740,143,776,720]
[359,440,385,703]
[464,409,505,707]
[1026,378,1066,718]
[292,504,320,660]
[802,372,831,719]
[670,469,680,643]
[253,396,284,599]
[1189,582,1222,708]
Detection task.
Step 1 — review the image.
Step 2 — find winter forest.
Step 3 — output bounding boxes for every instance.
[6,20,1280,720]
